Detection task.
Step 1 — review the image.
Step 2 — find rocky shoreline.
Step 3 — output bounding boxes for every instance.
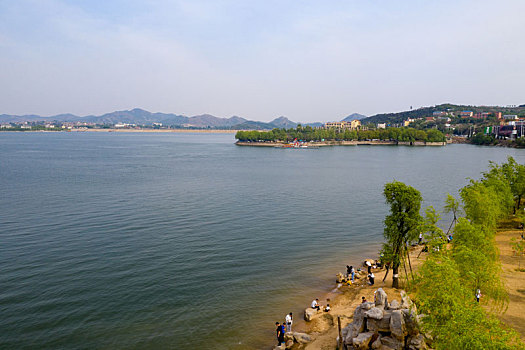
[270,246,427,350]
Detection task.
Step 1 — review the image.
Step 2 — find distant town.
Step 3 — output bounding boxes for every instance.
[2,104,525,144]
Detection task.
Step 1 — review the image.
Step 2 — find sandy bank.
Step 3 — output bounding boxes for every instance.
[281,246,426,350]
[495,228,525,340]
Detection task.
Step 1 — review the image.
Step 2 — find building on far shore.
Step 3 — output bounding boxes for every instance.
[460,111,474,118]
[324,120,361,130]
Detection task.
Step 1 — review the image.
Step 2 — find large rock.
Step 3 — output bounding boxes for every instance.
[368,311,392,332]
[304,308,320,321]
[381,336,404,350]
[283,332,294,342]
[407,334,427,350]
[402,308,421,336]
[375,288,388,309]
[365,307,384,320]
[400,290,416,311]
[285,340,294,349]
[353,332,375,350]
[292,332,311,344]
[388,299,400,310]
[390,310,407,340]
[371,335,382,349]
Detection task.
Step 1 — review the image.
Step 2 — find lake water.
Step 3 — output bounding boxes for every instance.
[1,132,523,349]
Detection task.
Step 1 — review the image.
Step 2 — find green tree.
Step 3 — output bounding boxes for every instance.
[383,181,423,288]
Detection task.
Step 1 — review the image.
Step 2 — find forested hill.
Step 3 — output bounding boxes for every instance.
[362,103,525,124]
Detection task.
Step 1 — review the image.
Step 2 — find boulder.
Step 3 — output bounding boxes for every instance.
[402,308,421,336]
[365,307,384,320]
[400,290,415,311]
[353,332,375,350]
[283,332,294,342]
[367,311,391,332]
[304,308,320,321]
[388,299,400,310]
[285,340,294,349]
[381,336,404,350]
[292,332,311,344]
[390,310,407,341]
[371,335,382,349]
[375,288,389,309]
[407,334,427,350]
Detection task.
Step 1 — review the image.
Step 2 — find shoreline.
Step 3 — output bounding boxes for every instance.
[266,246,426,350]
[235,141,446,147]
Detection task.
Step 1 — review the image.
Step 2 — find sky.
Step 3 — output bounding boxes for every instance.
[1,0,524,122]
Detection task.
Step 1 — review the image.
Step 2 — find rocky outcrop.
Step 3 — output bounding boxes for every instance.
[353,332,375,350]
[304,307,321,321]
[374,288,388,309]
[276,332,312,349]
[341,289,429,350]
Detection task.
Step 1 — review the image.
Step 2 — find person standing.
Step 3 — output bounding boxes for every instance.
[476,289,481,303]
[368,272,375,285]
[350,266,355,282]
[418,233,423,245]
[346,265,352,279]
[366,261,372,274]
[285,312,293,332]
[276,322,284,346]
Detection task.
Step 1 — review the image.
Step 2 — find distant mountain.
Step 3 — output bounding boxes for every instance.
[269,116,297,129]
[231,121,276,130]
[342,113,367,121]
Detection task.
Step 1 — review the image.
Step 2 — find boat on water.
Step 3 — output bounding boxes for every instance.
[275,143,319,149]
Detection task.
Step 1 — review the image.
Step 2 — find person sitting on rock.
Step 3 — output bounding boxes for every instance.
[361,296,367,303]
[324,304,331,312]
[311,298,320,310]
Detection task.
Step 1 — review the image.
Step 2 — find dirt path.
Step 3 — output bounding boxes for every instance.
[303,246,426,350]
[495,229,525,339]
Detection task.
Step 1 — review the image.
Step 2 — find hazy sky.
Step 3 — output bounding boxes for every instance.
[1,0,524,122]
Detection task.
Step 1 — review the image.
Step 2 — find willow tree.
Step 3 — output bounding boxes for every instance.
[383,181,423,288]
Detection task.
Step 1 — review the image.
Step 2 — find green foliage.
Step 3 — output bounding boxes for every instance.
[422,206,446,252]
[383,181,423,288]
[470,133,496,145]
[235,126,445,143]
[411,158,525,349]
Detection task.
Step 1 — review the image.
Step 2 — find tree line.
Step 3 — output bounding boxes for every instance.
[235,126,445,143]
[381,157,525,349]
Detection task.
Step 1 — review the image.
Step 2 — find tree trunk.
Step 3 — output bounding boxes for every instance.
[383,265,390,282]
[518,195,522,210]
[392,265,399,289]
[406,245,414,281]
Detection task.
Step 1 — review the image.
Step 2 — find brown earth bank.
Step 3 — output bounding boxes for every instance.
[495,227,525,340]
[279,246,426,350]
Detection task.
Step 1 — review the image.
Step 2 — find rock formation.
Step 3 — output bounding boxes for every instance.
[341,288,429,350]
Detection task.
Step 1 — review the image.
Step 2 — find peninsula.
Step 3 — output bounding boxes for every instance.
[235,126,447,147]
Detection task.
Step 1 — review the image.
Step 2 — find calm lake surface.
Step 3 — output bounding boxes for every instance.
[1,132,524,349]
